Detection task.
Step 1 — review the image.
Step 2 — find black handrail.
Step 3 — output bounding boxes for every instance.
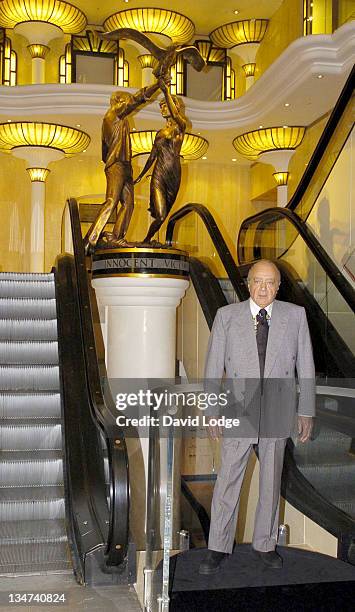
[55,255,109,582]
[67,197,129,566]
[166,203,355,313]
[166,203,249,301]
[239,207,355,312]
[287,65,354,213]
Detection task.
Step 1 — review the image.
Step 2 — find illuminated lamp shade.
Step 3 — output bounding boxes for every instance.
[0,121,90,155]
[210,19,268,48]
[233,126,305,206]
[232,126,305,160]
[273,172,289,186]
[137,54,158,70]
[242,62,255,77]
[104,8,195,43]
[130,130,208,161]
[27,167,50,182]
[0,1,87,84]
[0,0,87,33]
[27,44,50,59]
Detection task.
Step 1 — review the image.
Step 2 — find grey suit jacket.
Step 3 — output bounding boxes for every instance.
[204,299,315,438]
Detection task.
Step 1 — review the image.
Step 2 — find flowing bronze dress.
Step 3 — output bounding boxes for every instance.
[148,125,182,219]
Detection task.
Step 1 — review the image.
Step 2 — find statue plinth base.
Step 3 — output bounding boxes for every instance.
[91,247,189,549]
[91,246,189,282]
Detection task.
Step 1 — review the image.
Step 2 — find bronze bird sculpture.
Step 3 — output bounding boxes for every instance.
[100,27,205,76]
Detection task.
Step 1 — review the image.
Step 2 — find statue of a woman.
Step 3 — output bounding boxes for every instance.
[134,80,187,243]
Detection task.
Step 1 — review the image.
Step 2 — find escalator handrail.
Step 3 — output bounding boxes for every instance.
[167,202,355,313]
[239,206,355,311]
[67,197,129,566]
[55,254,109,580]
[165,202,249,301]
[287,64,354,213]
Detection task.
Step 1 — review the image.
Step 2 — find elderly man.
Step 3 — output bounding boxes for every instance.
[199,259,315,574]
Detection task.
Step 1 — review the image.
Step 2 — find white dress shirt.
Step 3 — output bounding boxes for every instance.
[249,297,273,321]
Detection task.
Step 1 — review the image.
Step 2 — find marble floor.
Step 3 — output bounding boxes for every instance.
[0,572,142,611]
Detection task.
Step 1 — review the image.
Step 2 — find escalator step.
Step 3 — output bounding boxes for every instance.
[0,393,61,419]
[309,483,355,518]
[0,299,57,320]
[0,280,55,299]
[0,423,62,450]
[0,365,59,391]
[0,452,63,487]
[0,541,70,570]
[299,463,355,486]
[0,273,54,282]
[294,449,355,466]
[0,319,58,341]
[309,427,351,444]
[294,448,353,465]
[333,500,355,518]
[0,518,67,543]
[0,341,58,365]
[0,486,65,521]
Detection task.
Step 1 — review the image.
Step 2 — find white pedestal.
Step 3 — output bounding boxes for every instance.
[92,274,189,549]
[92,276,189,379]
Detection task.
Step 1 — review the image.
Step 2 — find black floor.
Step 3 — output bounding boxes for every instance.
[169,545,355,611]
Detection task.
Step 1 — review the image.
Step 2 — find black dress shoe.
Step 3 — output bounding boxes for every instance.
[252,548,283,568]
[199,550,228,575]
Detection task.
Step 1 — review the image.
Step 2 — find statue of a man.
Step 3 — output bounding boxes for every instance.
[84,80,163,253]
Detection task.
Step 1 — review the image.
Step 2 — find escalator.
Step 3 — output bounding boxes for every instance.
[0,272,70,574]
[0,205,131,584]
[164,65,355,566]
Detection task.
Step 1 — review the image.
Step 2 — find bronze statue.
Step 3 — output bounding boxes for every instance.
[134,80,186,243]
[83,28,205,252]
[83,81,162,253]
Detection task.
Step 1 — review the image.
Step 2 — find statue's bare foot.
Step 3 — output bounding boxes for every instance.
[138,239,166,248]
[97,233,135,248]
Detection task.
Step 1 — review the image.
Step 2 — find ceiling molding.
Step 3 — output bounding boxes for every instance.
[0,22,353,133]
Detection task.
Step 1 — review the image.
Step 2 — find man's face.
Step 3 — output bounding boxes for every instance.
[248,262,280,308]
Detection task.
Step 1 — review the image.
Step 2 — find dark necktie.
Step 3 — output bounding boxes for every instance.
[256,308,269,385]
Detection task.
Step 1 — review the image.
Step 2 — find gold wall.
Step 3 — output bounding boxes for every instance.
[339,0,355,25]
[159,160,253,276]
[0,154,31,272]
[255,0,303,79]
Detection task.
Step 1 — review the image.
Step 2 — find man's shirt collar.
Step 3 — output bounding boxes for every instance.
[249,297,274,318]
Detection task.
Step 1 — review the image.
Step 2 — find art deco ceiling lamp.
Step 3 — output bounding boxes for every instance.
[233,126,305,206]
[0,121,90,271]
[104,8,195,43]
[104,8,195,88]
[137,53,159,87]
[130,130,208,161]
[0,0,86,83]
[210,19,268,89]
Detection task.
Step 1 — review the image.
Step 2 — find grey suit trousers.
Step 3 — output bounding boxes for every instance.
[208,437,287,553]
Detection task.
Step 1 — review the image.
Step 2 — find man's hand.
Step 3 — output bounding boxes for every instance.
[205,415,222,441]
[298,415,313,443]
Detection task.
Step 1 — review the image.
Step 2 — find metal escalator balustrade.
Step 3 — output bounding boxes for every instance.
[0,272,70,575]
